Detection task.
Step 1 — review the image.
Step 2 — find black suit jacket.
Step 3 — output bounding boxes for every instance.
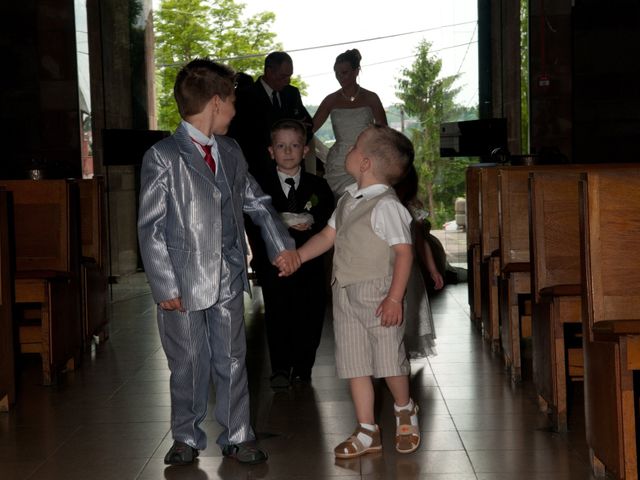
[252,164,334,277]
[228,78,312,186]
[259,165,334,247]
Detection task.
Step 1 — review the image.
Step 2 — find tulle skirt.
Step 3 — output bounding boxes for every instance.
[404,260,437,358]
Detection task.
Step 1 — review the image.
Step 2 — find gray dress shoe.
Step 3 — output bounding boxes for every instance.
[164,441,199,465]
[222,441,268,464]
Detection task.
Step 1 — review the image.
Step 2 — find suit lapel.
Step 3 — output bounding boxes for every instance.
[254,79,273,110]
[296,174,312,207]
[174,124,215,184]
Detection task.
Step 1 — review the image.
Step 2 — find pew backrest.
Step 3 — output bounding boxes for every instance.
[580,170,640,330]
[78,177,107,269]
[466,166,481,248]
[480,166,500,260]
[529,171,582,300]
[498,167,533,270]
[0,180,79,275]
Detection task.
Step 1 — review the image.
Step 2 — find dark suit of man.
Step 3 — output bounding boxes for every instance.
[228,78,312,185]
[252,164,334,380]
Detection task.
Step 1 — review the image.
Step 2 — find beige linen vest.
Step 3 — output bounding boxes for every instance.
[333,189,397,286]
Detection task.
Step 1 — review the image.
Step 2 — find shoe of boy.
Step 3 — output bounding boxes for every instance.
[269,370,290,389]
[291,368,311,384]
[222,441,268,464]
[164,441,199,465]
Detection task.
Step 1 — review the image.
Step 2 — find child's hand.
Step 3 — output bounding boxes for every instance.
[290,222,312,231]
[431,271,444,290]
[274,249,301,277]
[375,296,404,327]
[159,297,185,312]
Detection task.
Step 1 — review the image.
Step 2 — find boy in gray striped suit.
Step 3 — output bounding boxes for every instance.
[138,59,299,466]
[287,125,421,458]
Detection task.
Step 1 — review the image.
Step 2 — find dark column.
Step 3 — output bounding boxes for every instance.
[478,0,493,120]
[572,1,640,164]
[529,0,572,161]
[0,0,81,179]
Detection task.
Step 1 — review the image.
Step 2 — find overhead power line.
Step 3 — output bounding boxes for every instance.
[157,20,477,67]
[281,21,475,54]
[303,40,478,79]
[456,22,477,75]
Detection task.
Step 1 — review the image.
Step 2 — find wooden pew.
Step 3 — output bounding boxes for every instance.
[465,165,483,329]
[0,180,82,385]
[78,177,109,346]
[478,165,500,350]
[0,189,15,410]
[580,169,640,480]
[529,164,638,432]
[497,166,534,382]
[498,164,586,383]
[529,170,584,431]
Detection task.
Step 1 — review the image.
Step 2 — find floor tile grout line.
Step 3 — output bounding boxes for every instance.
[426,287,482,479]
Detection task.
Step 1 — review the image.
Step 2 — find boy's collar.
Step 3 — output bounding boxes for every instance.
[276,166,301,181]
[347,183,389,200]
[182,120,214,146]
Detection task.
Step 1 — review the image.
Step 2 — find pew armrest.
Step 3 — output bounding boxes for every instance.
[502,262,530,274]
[540,284,581,297]
[15,270,72,281]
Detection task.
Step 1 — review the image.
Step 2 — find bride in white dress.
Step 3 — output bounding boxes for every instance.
[312,49,387,198]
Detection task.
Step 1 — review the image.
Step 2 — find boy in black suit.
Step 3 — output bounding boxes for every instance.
[254,119,334,388]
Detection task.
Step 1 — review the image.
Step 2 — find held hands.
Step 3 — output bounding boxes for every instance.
[274,249,301,277]
[376,296,404,327]
[290,222,312,231]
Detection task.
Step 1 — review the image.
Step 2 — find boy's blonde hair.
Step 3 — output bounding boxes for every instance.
[174,58,235,118]
[361,125,414,185]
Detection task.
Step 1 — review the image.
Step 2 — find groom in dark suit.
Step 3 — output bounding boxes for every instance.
[228,51,312,186]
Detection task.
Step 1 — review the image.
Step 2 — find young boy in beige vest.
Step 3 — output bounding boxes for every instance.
[283,124,420,458]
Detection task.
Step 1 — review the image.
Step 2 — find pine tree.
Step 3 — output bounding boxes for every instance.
[396,40,468,226]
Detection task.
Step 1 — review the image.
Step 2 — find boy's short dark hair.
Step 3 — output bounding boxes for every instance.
[362,125,414,185]
[174,58,235,118]
[270,118,307,143]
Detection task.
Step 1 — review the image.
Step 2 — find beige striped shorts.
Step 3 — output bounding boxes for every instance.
[332,276,410,379]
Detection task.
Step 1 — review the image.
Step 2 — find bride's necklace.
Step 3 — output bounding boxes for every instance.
[341,86,360,102]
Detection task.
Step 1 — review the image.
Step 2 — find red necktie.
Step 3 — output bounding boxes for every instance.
[192,138,216,173]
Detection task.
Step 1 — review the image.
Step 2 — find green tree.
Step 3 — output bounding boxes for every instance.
[155,0,280,130]
[396,40,472,227]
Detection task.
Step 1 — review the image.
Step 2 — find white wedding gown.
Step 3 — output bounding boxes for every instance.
[324,106,375,197]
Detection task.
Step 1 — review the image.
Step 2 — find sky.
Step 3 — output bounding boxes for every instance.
[239,0,479,109]
[152,0,479,109]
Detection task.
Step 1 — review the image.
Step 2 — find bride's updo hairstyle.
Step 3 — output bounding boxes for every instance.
[335,49,362,71]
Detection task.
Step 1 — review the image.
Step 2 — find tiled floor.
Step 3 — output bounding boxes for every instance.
[0,277,599,479]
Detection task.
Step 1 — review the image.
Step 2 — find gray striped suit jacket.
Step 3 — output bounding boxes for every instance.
[138,123,294,311]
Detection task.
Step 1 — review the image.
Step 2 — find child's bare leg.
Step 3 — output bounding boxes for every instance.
[349,376,375,424]
[384,375,410,407]
[334,376,382,458]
